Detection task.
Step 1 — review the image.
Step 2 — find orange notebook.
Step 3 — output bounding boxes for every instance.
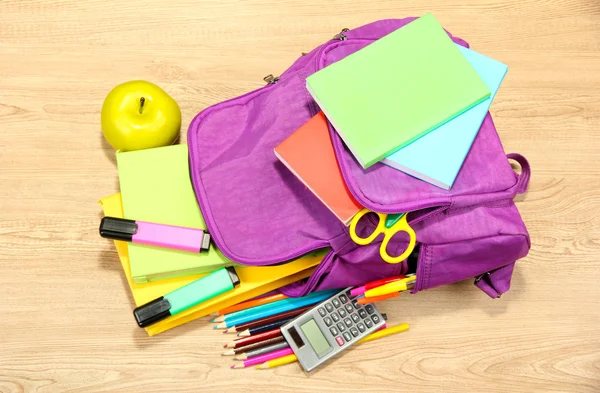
[274,112,362,225]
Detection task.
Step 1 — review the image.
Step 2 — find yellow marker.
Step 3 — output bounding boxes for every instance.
[256,323,410,369]
[256,354,298,369]
[364,276,416,298]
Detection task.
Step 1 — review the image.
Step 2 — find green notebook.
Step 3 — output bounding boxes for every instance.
[306,13,491,169]
[116,144,234,284]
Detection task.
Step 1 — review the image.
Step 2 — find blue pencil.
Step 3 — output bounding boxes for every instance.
[214,289,337,329]
[215,289,333,323]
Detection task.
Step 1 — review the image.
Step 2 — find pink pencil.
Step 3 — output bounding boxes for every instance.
[231,347,294,369]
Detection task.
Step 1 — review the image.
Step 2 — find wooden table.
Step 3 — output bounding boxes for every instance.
[1,1,599,392]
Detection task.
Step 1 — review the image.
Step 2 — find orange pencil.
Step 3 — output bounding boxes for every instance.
[217,293,288,316]
[357,292,399,304]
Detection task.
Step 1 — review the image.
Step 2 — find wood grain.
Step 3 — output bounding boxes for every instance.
[1,1,599,392]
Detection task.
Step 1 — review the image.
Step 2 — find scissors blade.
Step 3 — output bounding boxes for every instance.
[385,213,406,228]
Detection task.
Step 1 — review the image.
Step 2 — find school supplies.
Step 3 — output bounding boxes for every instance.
[350,275,407,297]
[274,111,362,225]
[133,267,240,327]
[99,216,211,253]
[234,341,290,361]
[232,348,294,369]
[305,13,490,169]
[217,293,288,316]
[364,276,417,298]
[357,292,399,304]
[215,289,338,329]
[116,144,233,283]
[382,44,509,189]
[224,305,312,334]
[222,336,286,356]
[99,193,326,336]
[238,317,293,337]
[225,328,282,349]
[256,354,298,369]
[349,210,416,264]
[217,290,334,325]
[257,323,410,369]
[280,287,386,372]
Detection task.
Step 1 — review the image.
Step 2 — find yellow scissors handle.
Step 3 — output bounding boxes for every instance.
[380,213,416,264]
[349,209,417,264]
[349,208,386,245]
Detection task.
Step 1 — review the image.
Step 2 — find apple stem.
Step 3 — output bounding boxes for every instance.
[139,97,145,114]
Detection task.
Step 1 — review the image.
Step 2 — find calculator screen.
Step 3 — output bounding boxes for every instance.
[300,319,331,357]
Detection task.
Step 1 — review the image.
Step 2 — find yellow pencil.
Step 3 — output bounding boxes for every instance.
[364,276,416,298]
[256,323,410,369]
[256,353,298,369]
[356,323,409,344]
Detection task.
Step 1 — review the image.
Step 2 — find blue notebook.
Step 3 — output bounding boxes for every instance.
[381,45,508,190]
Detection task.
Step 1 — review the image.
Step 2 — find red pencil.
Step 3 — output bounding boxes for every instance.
[224,327,282,349]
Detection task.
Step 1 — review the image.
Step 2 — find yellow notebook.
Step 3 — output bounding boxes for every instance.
[99,193,326,336]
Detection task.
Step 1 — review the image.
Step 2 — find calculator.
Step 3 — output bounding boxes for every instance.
[280,287,385,372]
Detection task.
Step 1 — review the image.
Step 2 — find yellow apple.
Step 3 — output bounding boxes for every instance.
[101,80,181,151]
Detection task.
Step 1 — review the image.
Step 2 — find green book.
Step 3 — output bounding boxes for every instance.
[306,13,491,169]
[116,144,234,284]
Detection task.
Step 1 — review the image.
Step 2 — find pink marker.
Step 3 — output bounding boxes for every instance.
[99,217,211,253]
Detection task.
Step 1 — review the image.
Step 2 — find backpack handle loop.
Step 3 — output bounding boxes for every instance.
[507,153,531,195]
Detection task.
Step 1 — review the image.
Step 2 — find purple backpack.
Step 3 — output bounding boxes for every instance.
[187,17,531,299]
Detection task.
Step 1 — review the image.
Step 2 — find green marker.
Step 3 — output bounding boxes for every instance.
[133,267,240,327]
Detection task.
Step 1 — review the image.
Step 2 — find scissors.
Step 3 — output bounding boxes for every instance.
[349,208,416,264]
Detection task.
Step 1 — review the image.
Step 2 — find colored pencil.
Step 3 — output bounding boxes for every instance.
[215,289,337,329]
[225,327,282,349]
[217,293,288,316]
[350,275,406,297]
[364,278,416,298]
[256,354,298,369]
[232,348,294,369]
[216,289,336,326]
[237,317,293,337]
[221,336,285,356]
[256,323,409,369]
[357,292,399,304]
[234,341,290,361]
[223,305,312,334]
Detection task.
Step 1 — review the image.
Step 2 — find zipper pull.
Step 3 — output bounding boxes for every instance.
[263,74,280,85]
[333,28,350,41]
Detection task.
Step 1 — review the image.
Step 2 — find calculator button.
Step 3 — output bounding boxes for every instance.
[339,294,348,304]
[352,300,360,309]
[350,327,359,337]
[345,304,354,314]
[338,309,347,318]
[318,307,326,317]
[337,322,346,332]
[332,298,341,308]
[365,305,375,314]
[324,317,333,327]
[335,336,345,346]
[331,312,340,323]
[365,319,373,328]
[351,313,360,324]
[343,332,352,342]
[358,309,368,319]
[344,318,352,327]
[371,315,381,324]
[357,323,366,333]
[330,326,339,336]
[325,303,334,313]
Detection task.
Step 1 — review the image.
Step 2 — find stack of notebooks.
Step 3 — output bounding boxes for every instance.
[100,144,327,336]
[276,13,508,216]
